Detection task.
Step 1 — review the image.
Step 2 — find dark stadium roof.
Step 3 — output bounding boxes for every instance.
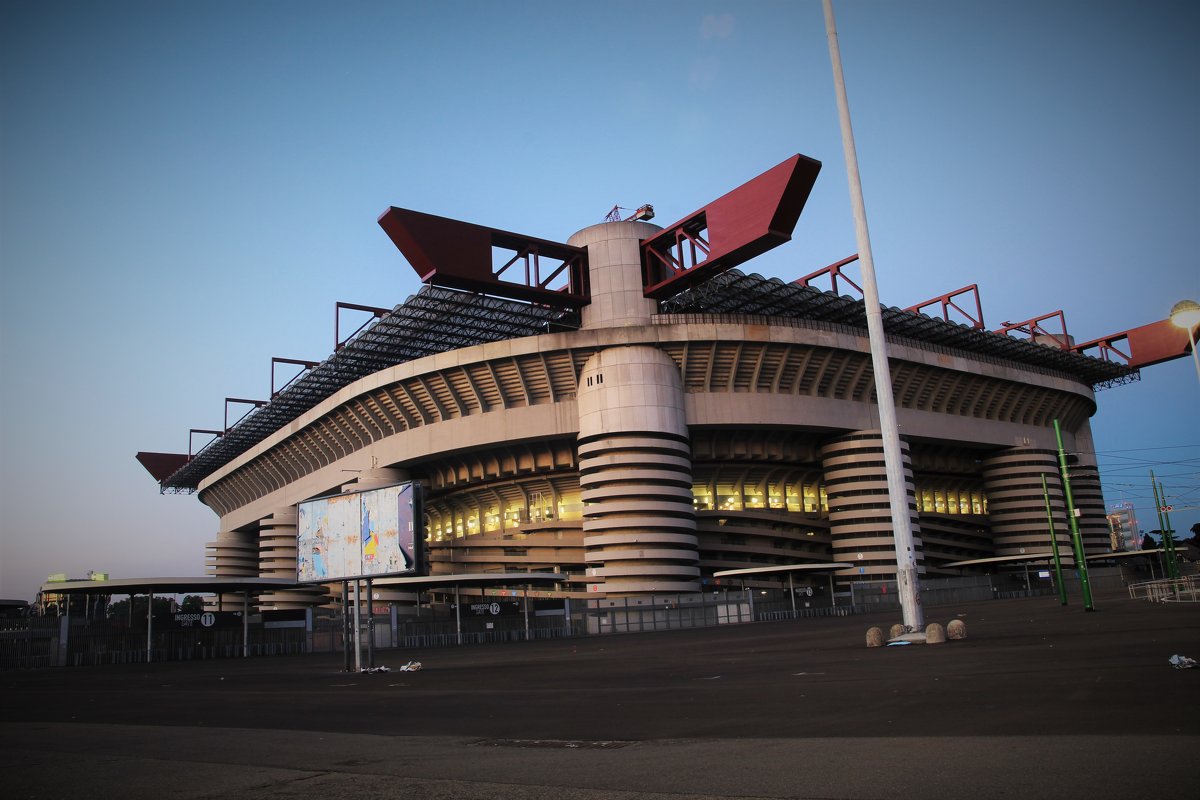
[158,286,579,492]
[157,270,1131,493]
[661,270,1133,386]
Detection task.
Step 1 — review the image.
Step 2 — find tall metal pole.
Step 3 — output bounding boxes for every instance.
[1184,324,1200,385]
[1160,490,1179,577]
[823,0,923,630]
[1041,475,1068,605]
[1151,473,1179,579]
[146,591,154,663]
[352,580,362,673]
[1053,420,1094,611]
[455,584,462,645]
[341,581,351,672]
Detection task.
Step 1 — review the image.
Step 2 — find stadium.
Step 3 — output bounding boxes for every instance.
[136,154,1182,612]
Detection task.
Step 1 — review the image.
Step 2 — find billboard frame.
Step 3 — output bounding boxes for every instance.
[296,480,424,584]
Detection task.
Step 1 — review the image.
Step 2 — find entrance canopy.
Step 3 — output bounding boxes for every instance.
[714,563,843,579]
[39,577,298,596]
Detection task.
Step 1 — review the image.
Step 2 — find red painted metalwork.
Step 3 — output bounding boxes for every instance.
[641,154,822,299]
[224,398,267,433]
[1072,319,1193,369]
[135,451,190,482]
[189,428,224,459]
[271,357,320,398]
[793,254,863,297]
[335,302,390,351]
[906,284,985,329]
[378,208,588,307]
[995,311,1071,349]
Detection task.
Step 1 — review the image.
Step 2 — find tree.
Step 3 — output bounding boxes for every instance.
[180,595,204,612]
[106,595,178,624]
[1189,522,1200,543]
[1141,532,1157,550]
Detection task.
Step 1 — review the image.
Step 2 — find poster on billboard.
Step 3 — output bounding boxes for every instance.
[297,482,422,582]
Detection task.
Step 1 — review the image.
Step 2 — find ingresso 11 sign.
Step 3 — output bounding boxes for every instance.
[297,482,422,582]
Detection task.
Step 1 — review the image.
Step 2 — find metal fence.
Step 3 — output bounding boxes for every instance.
[2,567,1182,669]
[1128,575,1200,603]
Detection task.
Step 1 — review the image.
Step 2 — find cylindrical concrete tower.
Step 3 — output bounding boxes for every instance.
[568,220,660,329]
[578,346,700,594]
[981,447,1074,561]
[821,431,924,580]
[571,220,699,595]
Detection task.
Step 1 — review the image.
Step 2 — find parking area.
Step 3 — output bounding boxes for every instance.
[2,588,1197,799]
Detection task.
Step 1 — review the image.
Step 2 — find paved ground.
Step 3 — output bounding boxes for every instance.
[2,589,1197,799]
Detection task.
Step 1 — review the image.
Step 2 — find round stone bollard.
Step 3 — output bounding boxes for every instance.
[866,627,884,647]
[925,622,946,644]
[888,623,906,640]
[947,619,967,640]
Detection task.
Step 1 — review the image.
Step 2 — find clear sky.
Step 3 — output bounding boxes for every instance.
[1,1,1197,602]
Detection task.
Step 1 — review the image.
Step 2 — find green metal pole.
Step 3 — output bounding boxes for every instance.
[1042,475,1068,606]
[1053,419,1094,611]
[1150,473,1178,579]
[1158,481,1180,579]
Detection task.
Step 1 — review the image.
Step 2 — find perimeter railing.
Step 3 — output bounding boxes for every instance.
[1128,575,1200,603]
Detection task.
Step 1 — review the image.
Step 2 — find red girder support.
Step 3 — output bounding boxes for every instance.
[189,428,224,459]
[377,208,589,308]
[224,398,267,433]
[336,302,391,352]
[793,254,863,298]
[134,452,190,483]
[641,154,822,299]
[906,284,985,329]
[272,357,320,398]
[995,310,1071,349]
[1072,319,1192,369]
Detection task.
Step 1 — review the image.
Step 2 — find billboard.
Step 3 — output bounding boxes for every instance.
[297,482,422,582]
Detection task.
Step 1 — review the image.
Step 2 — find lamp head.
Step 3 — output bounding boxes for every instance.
[1169,299,1200,330]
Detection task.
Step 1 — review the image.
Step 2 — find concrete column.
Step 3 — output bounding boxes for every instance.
[205,530,257,578]
[981,447,1074,562]
[821,430,924,581]
[578,346,700,596]
[568,220,660,330]
[258,507,326,610]
[342,466,410,493]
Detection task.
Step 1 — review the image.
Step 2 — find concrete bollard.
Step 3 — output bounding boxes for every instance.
[888,623,906,640]
[925,622,946,644]
[947,619,967,640]
[866,627,884,647]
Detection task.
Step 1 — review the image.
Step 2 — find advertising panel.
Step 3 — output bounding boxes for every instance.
[297,482,421,582]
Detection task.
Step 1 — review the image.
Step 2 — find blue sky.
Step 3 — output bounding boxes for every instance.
[2,0,1197,602]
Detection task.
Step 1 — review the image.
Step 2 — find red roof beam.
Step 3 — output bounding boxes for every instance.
[995,310,1071,349]
[134,451,190,483]
[336,302,391,352]
[906,284,984,329]
[793,254,863,298]
[378,208,589,308]
[641,154,822,299]
[1072,319,1192,369]
[189,428,224,459]
[224,398,267,433]
[271,357,320,398]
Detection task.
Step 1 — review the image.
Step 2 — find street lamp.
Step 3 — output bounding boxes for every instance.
[1169,299,1200,384]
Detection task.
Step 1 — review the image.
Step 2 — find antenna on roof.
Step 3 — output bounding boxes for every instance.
[603,204,655,223]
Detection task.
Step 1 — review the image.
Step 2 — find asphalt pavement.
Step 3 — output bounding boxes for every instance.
[3,588,1197,799]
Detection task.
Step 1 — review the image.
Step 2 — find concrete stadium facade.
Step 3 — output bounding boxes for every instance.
[187,220,1115,609]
